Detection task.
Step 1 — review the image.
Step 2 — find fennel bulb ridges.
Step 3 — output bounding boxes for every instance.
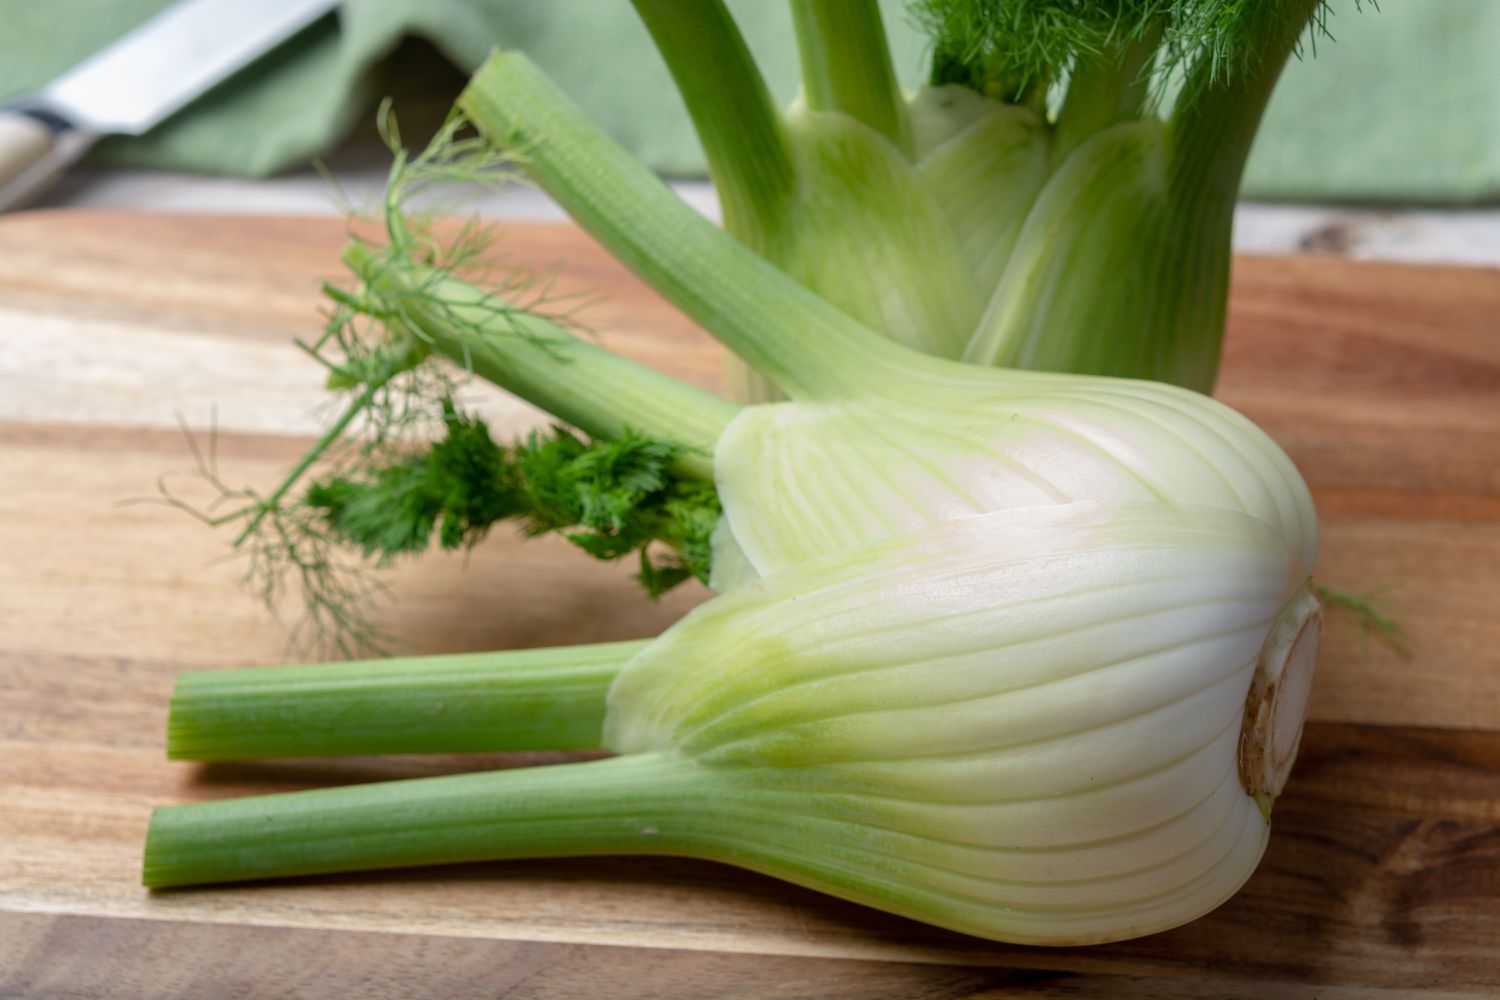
[595,502,1309,943]
[715,370,1317,583]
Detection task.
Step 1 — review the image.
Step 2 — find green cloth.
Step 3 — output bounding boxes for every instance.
[2,0,1496,203]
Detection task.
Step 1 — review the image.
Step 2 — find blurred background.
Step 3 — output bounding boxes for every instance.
[3,0,1498,264]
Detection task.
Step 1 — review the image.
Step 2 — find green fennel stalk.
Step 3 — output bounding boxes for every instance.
[168,641,643,760]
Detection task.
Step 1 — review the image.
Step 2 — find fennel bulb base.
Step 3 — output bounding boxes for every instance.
[1240,586,1322,812]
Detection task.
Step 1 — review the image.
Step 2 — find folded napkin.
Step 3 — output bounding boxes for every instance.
[3,0,1495,203]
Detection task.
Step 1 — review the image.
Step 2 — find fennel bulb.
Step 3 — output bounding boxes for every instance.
[609,502,1318,945]
[145,0,1346,949]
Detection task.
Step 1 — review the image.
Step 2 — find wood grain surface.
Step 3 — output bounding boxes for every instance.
[1,210,1498,998]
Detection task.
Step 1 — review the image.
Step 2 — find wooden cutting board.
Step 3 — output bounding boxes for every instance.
[1,210,1498,999]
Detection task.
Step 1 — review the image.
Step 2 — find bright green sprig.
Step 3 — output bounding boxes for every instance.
[163,106,727,652]
[306,404,720,597]
[509,424,721,596]
[303,399,513,561]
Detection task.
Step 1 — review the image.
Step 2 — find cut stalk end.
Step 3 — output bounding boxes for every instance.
[1238,585,1321,807]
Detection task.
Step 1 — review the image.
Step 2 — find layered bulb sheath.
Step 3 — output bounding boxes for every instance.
[604,500,1316,945]
[712,365,1316,584]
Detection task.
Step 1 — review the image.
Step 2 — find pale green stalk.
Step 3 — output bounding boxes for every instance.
[144,753,709,888]
[1050,25,1161,165]
[168,640,646,760]
[629,0,794,241]
[790,0,911,154]
[457,51,924,403]
[344,241,737,476]
[1152,0,1325,390]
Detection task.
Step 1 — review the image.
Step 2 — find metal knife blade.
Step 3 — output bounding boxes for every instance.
[40,0,339,135]
[0,0,338,211]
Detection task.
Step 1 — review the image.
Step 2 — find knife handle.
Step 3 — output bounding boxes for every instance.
[0,111,52,182]
[0,107,96,212]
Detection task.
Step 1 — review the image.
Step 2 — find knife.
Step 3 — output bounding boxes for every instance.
[0,0,339,211]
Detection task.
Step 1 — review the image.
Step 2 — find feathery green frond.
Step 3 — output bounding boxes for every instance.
[907,0,1335,103]
[170,107,729,652]
[307,405,720,598]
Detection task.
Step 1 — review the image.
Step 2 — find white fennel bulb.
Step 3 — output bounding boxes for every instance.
[607,501,1319,945]
[714,366,1317,582]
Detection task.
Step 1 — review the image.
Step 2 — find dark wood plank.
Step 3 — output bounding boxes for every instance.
[0,912,1485,1000]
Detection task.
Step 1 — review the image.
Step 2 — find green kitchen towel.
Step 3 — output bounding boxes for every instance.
[2,0,1496,203]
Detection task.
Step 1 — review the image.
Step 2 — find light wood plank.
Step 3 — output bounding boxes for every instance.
[2,211,1498,995]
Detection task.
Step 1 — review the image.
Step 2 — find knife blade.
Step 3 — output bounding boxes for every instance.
[0,0,339,211]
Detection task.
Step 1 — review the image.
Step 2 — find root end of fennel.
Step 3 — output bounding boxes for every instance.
[1239,586,1322,807]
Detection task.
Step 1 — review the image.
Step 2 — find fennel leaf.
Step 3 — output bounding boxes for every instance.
[306,405,719,598]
